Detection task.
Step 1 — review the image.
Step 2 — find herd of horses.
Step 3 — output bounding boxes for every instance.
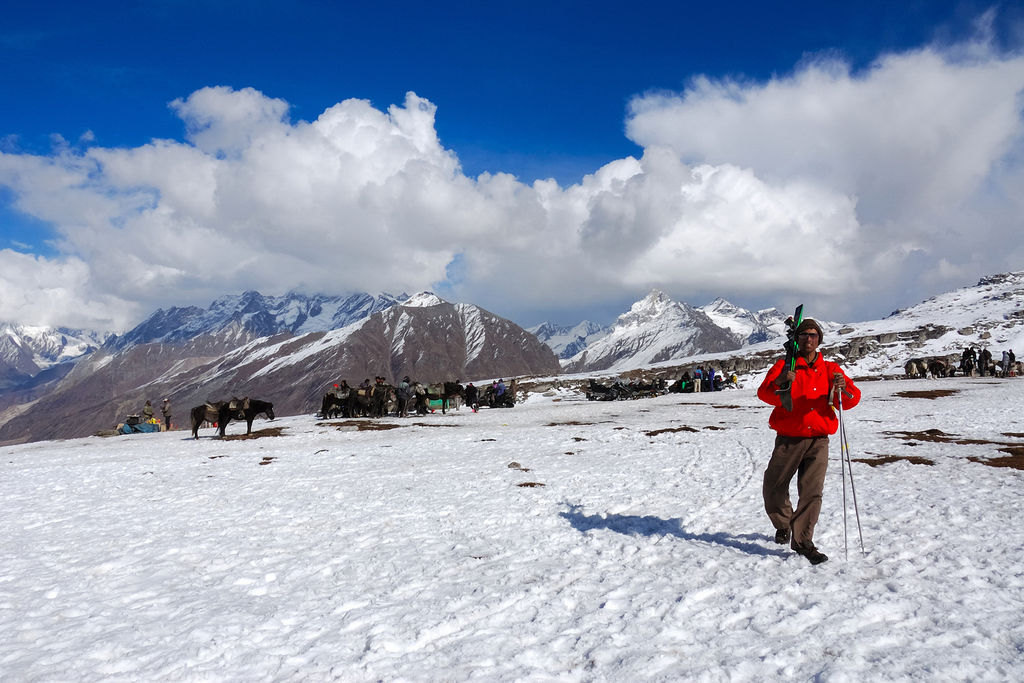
[905,352,1015,378]
[319,381,466,420]
[904,354,1019,379]
[187,381,470,438]
[183,351,1018,438]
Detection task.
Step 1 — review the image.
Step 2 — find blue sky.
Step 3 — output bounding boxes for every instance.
[5,1,1006,183]
[1,1,1023,331]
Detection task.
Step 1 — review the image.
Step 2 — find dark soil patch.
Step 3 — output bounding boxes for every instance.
[883,429,956,443]
[703,425,726,431]
[710,405,746,410]
[884,430,1014,447]
[547,421,598,426]
[646,426,699,436]
[853,455,936,467]
[969,449,1024,470]
[222,427,286,440]
[882,430,1024,470]
[259,456,276,466]
[319,420,401,431]
[572,436,587,442]
[893,389,959,400]
[411,423,459,428]
[1002,433,1024,438]
[508,462,530,472]
[517,482,546,487]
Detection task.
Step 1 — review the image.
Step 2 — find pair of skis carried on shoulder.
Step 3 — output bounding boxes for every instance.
[775,304,803,412]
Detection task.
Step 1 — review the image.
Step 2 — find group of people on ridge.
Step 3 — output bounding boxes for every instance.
[140,398,173,430]
[960,346,1016,377]
[679,367,736,392]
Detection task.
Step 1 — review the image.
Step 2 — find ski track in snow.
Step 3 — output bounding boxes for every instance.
[2,379,1023,680]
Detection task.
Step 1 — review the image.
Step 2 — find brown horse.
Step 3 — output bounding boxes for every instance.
[191,401,225,439]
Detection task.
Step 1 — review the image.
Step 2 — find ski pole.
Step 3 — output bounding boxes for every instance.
[837,392,865,556]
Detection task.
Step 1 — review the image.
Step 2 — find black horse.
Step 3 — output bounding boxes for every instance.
[319,393,346,419]
[421,381,464,414]
[217,398,274,436]
[347,385,389,418]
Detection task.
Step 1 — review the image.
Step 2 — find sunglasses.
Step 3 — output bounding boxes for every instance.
[798,332,819,339]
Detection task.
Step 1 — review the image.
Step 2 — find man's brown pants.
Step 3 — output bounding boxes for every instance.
[763,435,829,549]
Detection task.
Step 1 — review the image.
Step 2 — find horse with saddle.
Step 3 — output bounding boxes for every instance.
[191,397,275,438]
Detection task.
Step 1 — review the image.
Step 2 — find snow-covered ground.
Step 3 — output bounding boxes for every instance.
[3,377,1023,681]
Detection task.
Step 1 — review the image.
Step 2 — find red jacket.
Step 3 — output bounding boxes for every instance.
[757,354,861,437]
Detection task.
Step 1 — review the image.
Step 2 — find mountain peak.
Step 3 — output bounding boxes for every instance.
[402,292,447,307]
[622,290,679,325]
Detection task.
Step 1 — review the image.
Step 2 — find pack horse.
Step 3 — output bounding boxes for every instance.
[190,398,274,438]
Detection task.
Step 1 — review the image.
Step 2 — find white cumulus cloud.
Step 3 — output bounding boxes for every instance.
[1,31,1023,333]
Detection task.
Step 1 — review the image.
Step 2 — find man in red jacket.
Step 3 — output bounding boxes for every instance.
[757,318,861,565]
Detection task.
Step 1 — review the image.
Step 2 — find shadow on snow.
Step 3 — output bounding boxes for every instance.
[559,504,785,558]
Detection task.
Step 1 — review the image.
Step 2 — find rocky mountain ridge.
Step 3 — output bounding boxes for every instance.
[106,291,407,351]
[0,293,559,444]
[2,272,1022,445]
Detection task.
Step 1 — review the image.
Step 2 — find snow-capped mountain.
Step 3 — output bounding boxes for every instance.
[0,324,108,390]
[528,321,611,359]
[561,291,743,373]
[698,298,788,345]
[0,293,560,444]
[573,271,1024,384]
[3,272,1024,445]
[107,291,407,351]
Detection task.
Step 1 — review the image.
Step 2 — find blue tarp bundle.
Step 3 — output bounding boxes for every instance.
[119,422,160,435]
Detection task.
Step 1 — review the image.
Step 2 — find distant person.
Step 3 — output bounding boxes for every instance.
[1002,350,1011,377]
[1010,349,1017,376]
[465,383,479,412]
[979,348,992,377]
[142,400,154,422]
[161,398,172,430]
[757,318,861,566]
[397,376,412,417]
[693,367,703,392]
[961,347,976,376]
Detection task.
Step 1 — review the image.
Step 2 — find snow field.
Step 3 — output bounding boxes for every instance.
[2,378,1023,680]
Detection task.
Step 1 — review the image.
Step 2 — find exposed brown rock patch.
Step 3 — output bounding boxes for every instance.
[222,427,286,440]
[893,389,959,400]
[853,455,936,467]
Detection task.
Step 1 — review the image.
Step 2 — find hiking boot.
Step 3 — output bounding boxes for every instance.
[793,545,828,565]
[774,527,790,544]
